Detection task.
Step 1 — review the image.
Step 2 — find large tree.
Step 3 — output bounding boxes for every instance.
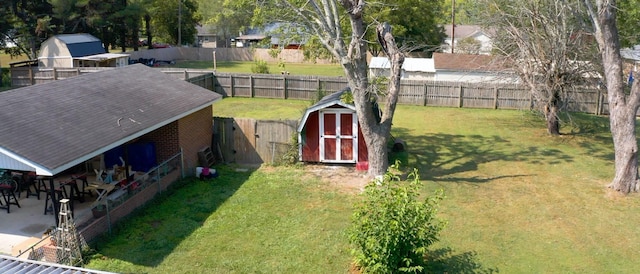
[265,0,404,176]
[584,0,640,193]
[481,0,597,135]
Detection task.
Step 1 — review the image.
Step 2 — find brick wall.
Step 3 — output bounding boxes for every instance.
[178,107,213,175]
[139,122,179,163]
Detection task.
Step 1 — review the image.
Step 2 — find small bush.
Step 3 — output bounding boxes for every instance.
[251,59,270,74]
[349,167,445,273]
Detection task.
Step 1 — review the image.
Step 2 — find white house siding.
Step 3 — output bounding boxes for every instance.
[435,70,518,84]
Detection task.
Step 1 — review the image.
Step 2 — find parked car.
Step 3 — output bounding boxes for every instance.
[152,43,171,49]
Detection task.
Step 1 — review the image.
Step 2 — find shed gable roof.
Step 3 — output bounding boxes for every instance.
[297,88,354,133]
[55,34,106,57]
[0,64,222,175]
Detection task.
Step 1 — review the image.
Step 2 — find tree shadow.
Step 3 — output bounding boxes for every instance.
[425,247,499,274]
[88,165,253,267]
[559,112,615,162]
[393,127,574,183]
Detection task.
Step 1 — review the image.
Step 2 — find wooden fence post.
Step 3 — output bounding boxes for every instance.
[458,85,464,108]
[53,68,57,80]
[230,75,235,97]
[250,75,254,98]
[423,84,428,106]
[493,87,499,109]
[283,76,288,99]
[29,68,34,85]
[595,89,602,115]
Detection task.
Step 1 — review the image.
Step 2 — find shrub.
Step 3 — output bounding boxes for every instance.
[251,59,270,74]
[349,167,446,273]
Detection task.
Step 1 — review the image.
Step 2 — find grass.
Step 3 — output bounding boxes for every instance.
[172,60,345,77]
[213,97,313,119]
[86,165,354,273]
[85,98,640,273]
[0,52,29,68]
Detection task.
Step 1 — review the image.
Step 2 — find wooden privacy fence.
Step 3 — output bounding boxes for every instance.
[213,117,298,165]
[10,66,608,115]
[211,73,608,115]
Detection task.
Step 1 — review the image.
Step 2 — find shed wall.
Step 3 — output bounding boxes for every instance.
[301,111,320,162]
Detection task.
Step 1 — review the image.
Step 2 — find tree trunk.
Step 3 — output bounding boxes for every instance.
[586,0,640,193]
[544,103,560,135]
[609,106,639,192]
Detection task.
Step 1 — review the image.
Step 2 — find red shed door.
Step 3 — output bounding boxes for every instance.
[320,109,358,163]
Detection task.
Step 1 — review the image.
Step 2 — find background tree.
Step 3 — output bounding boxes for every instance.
[4,0,55,58]
[440,0,482,25]
[259,0,405,176]
[197,0,254,48]
[365,0,446,57]
[615,0,640,48]
[479,0,597,135]
[584,0,640,193]
[150,0,200,45]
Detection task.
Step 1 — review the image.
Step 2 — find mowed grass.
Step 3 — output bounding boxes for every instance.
[85,97,640,273]
[213,97,312,119]
[0,53,29,68]
[173,60,345,77]
[86,166,354,273]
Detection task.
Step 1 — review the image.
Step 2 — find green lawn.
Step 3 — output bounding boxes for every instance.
[0,53,29,68]
[85,99,640,273]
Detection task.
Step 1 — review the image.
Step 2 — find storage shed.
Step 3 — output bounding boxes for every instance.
[38,33,129,68]
[298,89,368,164]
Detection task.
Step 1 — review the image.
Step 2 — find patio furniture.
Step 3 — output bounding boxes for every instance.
[0,184,21,213]
[71,174,92,198]
[43,182,68,215]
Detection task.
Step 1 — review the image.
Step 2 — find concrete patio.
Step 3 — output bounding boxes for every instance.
[0,187,96,257]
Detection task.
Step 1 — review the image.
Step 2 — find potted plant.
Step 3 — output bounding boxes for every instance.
[91,203,107,218]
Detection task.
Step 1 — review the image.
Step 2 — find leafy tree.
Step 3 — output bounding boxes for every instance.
[440,0,483,25]
[150,0,201,45]
[349,167,445,273]
[615,0,640,48]
[366,0,446,56]
[584,0,640,193]
[2,0,55,58]
[197,0,255,48]
[479,0,598,135]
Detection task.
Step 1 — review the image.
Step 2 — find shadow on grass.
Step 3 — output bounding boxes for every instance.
[395,128,574,183]
[88,165,253,267]
[425,247,499,274]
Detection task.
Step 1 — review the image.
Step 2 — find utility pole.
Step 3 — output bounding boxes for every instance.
[451,0,456,54]
[178,0,182,46]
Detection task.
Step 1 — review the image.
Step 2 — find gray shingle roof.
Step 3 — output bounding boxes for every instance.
[0,64,221,175]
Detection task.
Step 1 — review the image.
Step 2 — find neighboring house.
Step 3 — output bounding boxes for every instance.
[298,88,368,165]
[196,24,220,48]
[0,64,221,221]
[369,57,435,80]
[236,23,306,49]
[38,33,129,68]
[442,24,493,55]
[432,52,518,83]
